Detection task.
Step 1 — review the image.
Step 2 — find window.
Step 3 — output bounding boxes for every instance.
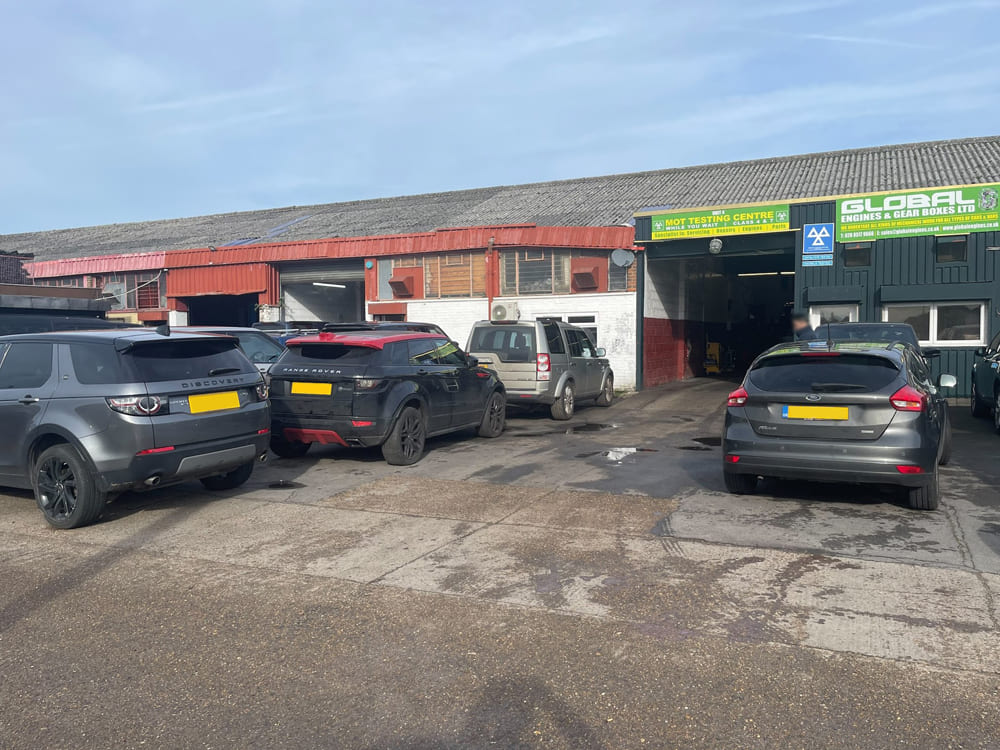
[500,250,570,296]
[468,326,536,363]
[233,332,285,365]
[0,343,54,389]
[566,329,586,358]
[429,339,467,366]
[882,302,986,346]
[542,322,565,354]
[749,354,899,393]
[809,304,858,329]
[444,253,468,266]
[70,343,126,385]
[125,340,256,381]
[136,273,161,310]
[408,339,440,365]
[609,263,630,291]
[843,242,872,267]
[567,315,598,347]
[935,235,968,263]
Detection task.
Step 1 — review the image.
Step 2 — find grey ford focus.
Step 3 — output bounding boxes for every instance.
[722,340,956,510]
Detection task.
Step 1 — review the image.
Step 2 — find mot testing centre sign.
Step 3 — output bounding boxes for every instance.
[651,204,790,240]
[836,184,1000,242]
[802,223,834,267]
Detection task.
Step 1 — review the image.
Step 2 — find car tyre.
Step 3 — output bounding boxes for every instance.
[939,418,952,466]
[382,406,426,465]
[200,461,254,491]
[971,379,988,418]
[595,374,614,407]
[907,471,939,511]
[34,444,106,529]
[270,436,311,458]
[550,382,575,421]
[723,472,758,495]
[478,391,506,438]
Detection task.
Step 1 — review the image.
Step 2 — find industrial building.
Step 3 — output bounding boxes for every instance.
[7,136,1000,394]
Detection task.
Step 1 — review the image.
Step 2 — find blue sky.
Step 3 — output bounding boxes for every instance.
[2,0,999,233]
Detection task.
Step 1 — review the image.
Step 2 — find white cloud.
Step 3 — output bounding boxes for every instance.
[864,1,1000,25]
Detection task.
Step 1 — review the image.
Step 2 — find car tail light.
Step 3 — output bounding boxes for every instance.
[352,420,374,427]
[355,378,382,390]
[896,465,923,474]
[108,395,167,416]
[890,385,926,412]
[724,455,741,463]
[536,353,551,381]
[257,428,270,435]
[726,387,749,407]
[255,382,269,401]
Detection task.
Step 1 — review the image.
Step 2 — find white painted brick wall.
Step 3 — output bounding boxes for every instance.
[373,293,637,389]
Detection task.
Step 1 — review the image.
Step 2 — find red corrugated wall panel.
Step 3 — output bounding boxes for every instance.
[27,252,167,279]
[168,264,271,297]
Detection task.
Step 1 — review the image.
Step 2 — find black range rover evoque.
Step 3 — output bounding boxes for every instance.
[268,331,506,464]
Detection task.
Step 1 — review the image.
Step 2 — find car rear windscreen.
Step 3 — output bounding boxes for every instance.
[469,327,536,363]
[126,339,256,382]
[749,354,900,392]
[282,344,379,363]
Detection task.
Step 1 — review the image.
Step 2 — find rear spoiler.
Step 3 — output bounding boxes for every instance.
[114,332,239,353]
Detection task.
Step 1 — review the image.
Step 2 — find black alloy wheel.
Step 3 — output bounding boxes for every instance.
[479,391,506,438]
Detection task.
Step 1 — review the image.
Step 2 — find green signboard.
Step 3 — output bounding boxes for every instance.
[650,204,790,240]
[836,184,1000,242]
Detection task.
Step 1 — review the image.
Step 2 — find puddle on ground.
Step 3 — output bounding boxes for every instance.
[693,436,722,446]
[660,416,696,424]
[677,445,712,451]
[566,423,619,434]
[268,480,306,489]
[575,447,659,461]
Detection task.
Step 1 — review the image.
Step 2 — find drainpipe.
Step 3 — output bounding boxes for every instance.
[486,236,496,318]
[635,248,645,391]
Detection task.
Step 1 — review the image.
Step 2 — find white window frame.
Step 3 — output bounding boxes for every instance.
[881,302,987,347]
[809,304,858,329]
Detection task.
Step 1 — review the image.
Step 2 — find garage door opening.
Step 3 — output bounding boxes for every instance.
[644,239,796,385]
[183,294,259,326]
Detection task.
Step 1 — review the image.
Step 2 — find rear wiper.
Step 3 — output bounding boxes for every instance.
[811,382,868,392]
[208,367,242,376]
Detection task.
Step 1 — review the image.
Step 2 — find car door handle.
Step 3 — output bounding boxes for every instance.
[18,396,40,405]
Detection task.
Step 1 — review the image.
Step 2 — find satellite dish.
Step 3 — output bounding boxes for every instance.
[611,249,635,268]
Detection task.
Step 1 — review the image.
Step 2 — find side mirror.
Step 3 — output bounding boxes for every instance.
[938,374,958,389]
[922,348,941,359]
[974,348,986,357]
[594,347,606,358]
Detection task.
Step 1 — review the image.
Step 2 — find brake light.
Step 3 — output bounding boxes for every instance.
[890,385,926,412]
[896,465,923,474]
[136,446,174,456]
[727,387,749,407]
[724,455,741,463]
[257,428,270,435]
[351,420,374,427]
[536,353,551,382]
[108,395,166,416]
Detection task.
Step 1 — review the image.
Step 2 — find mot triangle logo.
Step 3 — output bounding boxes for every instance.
[807,225,831,247]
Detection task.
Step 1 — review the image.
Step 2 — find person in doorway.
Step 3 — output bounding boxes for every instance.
[791,310,818,341]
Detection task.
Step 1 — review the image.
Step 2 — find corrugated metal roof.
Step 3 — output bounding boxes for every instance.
[27,251,167,278]
[7,136,1000,263]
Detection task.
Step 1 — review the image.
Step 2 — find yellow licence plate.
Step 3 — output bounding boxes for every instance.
[188,391,241,414]
[783,405,849,421]
[291,382,332,396]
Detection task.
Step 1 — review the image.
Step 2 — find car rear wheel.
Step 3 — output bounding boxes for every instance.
[939,418,953,466]
[478,391,506,438]
[200,461,254,491]
[550,383,575,420]
[382,406,426,465]
[270,436,311,458]
[971,379,988,418]
[907,471,939,511]
[723,472,758,495]
[34,444,106,529]
[595,374,614,407]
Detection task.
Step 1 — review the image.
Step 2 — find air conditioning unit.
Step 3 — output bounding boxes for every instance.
[491,301,520,322]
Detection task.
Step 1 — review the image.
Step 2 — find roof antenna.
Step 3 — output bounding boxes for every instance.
[155,323,171,337]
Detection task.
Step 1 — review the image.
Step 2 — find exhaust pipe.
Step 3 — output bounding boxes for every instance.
[144,474,162,487]
[258,452,268,463]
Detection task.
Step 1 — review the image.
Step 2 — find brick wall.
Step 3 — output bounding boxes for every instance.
[643,318,706,387]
